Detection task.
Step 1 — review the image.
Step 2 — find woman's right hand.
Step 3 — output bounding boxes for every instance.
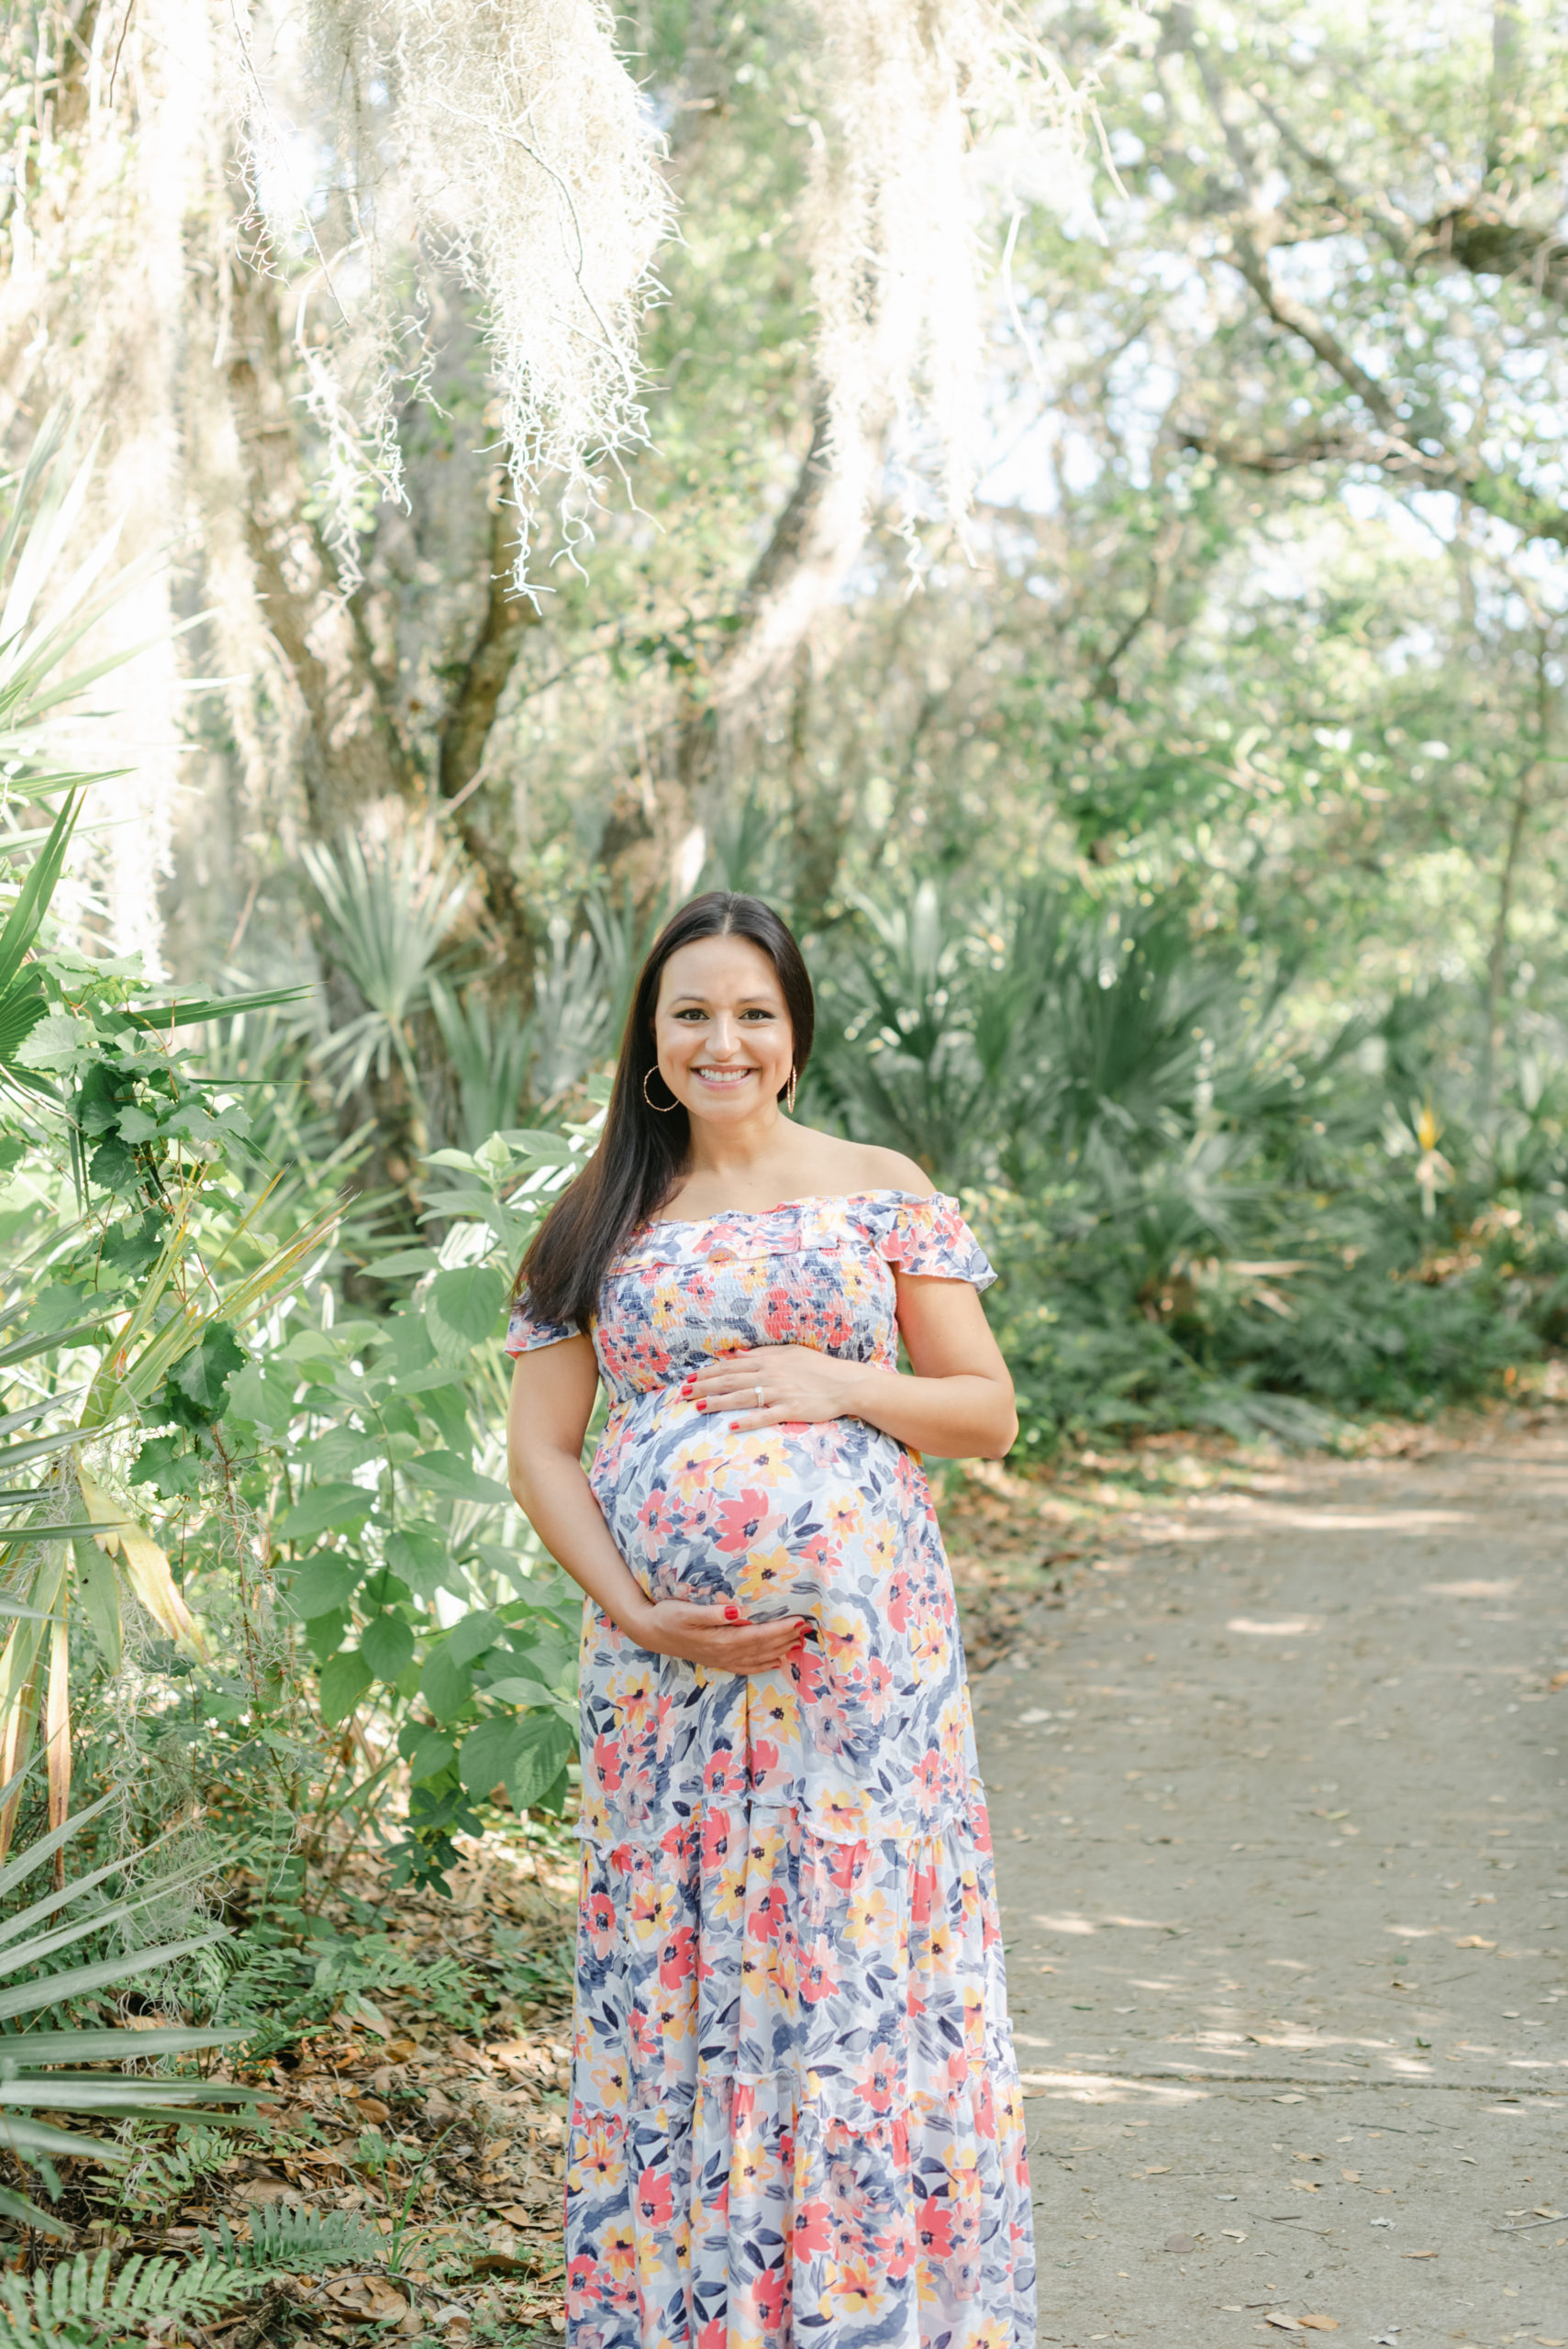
[633,1598,807,1673]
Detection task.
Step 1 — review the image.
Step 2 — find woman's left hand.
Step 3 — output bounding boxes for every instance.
[681,1345,869,1431]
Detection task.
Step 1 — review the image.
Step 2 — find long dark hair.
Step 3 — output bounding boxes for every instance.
[516,892,816,1329]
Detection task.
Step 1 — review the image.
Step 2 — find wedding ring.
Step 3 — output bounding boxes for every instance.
[755,1385,765,1408]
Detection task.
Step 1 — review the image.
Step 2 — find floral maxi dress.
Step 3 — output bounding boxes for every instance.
[506,1192,1037,2349]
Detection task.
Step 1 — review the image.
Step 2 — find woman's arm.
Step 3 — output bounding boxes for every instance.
[683,1274,1018,1459]
[506,1338,806,1669]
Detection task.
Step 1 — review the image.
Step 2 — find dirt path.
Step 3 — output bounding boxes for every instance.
[974,1426,1568,2348]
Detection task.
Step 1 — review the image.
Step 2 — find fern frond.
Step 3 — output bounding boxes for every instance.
[0,2249,253,2347]
[203,2199,383,2273]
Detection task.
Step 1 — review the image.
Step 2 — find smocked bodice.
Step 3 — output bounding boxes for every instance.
[506,1189,995,1404]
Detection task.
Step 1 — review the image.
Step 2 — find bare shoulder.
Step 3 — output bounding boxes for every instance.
[792,1130,936,1200]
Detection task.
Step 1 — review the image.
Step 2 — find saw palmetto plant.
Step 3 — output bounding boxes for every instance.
[0,1792,260,2235]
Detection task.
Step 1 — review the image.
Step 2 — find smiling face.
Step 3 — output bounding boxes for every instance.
[651,934,795,1126]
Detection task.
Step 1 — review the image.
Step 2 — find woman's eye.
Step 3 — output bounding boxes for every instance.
[740,1009,776,1022]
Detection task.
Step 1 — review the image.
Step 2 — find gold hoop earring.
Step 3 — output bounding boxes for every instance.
[785,1067,797,1115]
[642,1067,679,1114]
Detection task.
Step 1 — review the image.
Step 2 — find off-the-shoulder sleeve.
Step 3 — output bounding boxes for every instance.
[504,1294,583,1356]
[876,1193,997,1290]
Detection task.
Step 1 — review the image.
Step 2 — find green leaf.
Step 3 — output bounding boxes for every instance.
[445,1609,502,1667]
[419,1643,474,1724]
[164,1322,245,1426]
[384,1523,450,1601]
[404,1731,457,1785]
[402,1451,512,1507]
[360,1612,415,1682]
[318,1649,373,1727]
[286,1555,365,1622]
[278,1483,374,1542]
[225,1357,296,1430]
[455,1707,572,1809]
[427,1263,506,1365]
[456,1716,530,1803]
[367,1247,441,1276]
[498,1129,579,1164]
[72,1535,120,1674]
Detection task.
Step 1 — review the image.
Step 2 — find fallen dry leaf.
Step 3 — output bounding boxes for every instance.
[323,2276,412,2322]
[1453,1936,1496,1950]
[1163,2232,1196,2254]
[1299,2321,1340,2334]
[1264,2318,1303,2334]
[1400,2249,1438,2260]
[1340,2168,1360,2182]
[1548,1670,1568,1689]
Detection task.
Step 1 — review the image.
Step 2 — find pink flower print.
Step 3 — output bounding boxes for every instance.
[584,1892,617,1958]
[659,1925,696,1990]
[591,1733,624,1795]
[808,1698,852,1756]
[917,2195,954,2258]
[715,1487,781,1553]
[762,1285,795,1340]
[826,1840,872,1897]
[698,2323,727,2349]
[751,2265,788,2333]
[911,1749,944,1810]
[880,2212,917,2281]
[799,1933,841,2004]
[701,1807,731,1874]
[749,1886,789,1942]
[851,2039,899,2114]
[885,1571,912,1631]
[748,1736,783,1793]
[636,2167,673,2226]
[860,1653,897,1722]
[702,1743,743,1801]
[794,2198,834,2257]
[790,1647,828,1704]
[975,2073,997,2140]
[565,2254,602,2318]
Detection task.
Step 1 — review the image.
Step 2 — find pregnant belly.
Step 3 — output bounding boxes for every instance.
[589,1405,912,1620]
[581,1403,973,1839]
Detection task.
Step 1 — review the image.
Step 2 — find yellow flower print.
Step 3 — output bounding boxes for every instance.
[913,1613,948,1674]
[670,1443,718,1505]
[737,1542,795,1604]
[861,1520,895,1575]
[629,1876,674,1945]
[825,1494,862,1540]
[820,1609,868,1672]
[833,2252,884,2320]
[818,1784,868,1837]
[844,1884,895,1950]
[731,1432,790,1483]
[568,2115,625,2191]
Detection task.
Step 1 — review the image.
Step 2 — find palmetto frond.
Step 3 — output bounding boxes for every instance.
[303,822,472,1100]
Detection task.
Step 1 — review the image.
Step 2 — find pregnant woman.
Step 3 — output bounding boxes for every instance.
[506,891,1036,2349]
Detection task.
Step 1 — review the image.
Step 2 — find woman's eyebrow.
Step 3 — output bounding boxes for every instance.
[666,993,779,1008]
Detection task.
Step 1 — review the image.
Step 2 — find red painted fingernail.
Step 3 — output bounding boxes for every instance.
[724,1606,740,1622]
[695,1400,706,1411]
[728,1421,740,1431]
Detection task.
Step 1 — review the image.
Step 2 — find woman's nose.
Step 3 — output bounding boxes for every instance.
[708,1015,739,1054]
